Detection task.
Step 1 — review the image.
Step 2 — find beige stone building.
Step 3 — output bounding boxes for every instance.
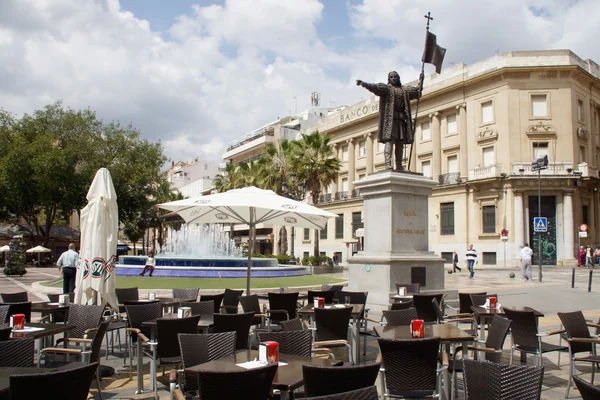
[295,50,600,268]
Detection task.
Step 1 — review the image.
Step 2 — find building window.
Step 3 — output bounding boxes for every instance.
[578,99,584,122]
[583,205,589,226]
[481,100,494,124]
[482,146,495,166]
[533,142,549,160]
[482,205,496,233]
[441,252,453,264]
[447,155,458,174]
[440,202,454,235]
[531,94,548,117]
[358,174,365,180]
[359,140,366,157]
[342,146,349,161]
[421,121,431,141]
[422,160,431,178]
[335,214,344,239]
[580,146,586,163]
[446,114,457,135]
[352,212,363,237]
[595,110,600,133]
[303,228,310,241]
[483,252,497,265]
[320,222,327,239]
[303,251,309,259]
[341,178,348,193]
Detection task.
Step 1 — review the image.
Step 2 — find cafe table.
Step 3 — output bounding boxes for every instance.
[31,302,69,323]
[8,322,76,349]
[389,294,414,303]
[184,350,341,400]
[0,367,54,400]
[297,303,365,364]
[256,292,309,301]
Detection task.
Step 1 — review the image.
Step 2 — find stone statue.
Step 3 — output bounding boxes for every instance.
[356,71,424,171]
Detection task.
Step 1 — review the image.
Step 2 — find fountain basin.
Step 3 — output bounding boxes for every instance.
[116,256,309,278]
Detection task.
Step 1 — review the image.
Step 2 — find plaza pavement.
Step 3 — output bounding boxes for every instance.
[3,265,600,399]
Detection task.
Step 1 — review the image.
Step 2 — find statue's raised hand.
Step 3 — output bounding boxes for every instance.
[356,79,363,86]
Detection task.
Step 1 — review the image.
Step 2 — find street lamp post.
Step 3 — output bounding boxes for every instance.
[531,155,548,282]
[282,172,305,264]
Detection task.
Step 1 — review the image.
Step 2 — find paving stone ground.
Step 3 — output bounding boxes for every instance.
[5,265,600,399]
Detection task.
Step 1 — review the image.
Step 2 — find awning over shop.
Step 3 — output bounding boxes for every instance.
[117,245,131,251]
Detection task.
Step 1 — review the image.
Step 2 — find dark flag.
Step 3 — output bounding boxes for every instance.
[422,31,446,74]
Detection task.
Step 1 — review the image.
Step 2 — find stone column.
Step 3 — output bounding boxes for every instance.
[563,190,575,260]
[331,144,338,193]
[514,190,524,259]
[431,112,441,180]
[457,104,468,179]
[347,138,356,191]
[365,132,374,175]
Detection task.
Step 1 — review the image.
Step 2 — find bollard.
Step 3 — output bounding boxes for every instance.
[572,268,576,288]
[588,269,593,293]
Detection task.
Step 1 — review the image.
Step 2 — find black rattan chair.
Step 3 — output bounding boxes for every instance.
[0,304,9,323]
[573,375,600,400]
[46,293,71,323]
[382,308,418,326]
[125,302,163,376]
[239,295,268,328]
[116,287,139,302]
[0,326,12,341]
[503,308,567,367]
[181,300,214,317]
[447,292,486,316]
[303,386,379,400]
[412,293,444,324]
[314,306,354,364]
[197,362,278,400]
[200,293,225,314]
[267,292,299,324]
[222,288,243,314]
[390,301,414,310]
[307,290,336,304]
[377,336,444,399]
[280,318,306,331]
[258,329,313,357]
[213,312,255,350]
[6,301,31,323]
[0,337,34,367]
[302,362,381,397]
[557,310,600,397]
[173,288,199,302]
[174,331,237,396]
[0,291,28,303]
[10,361,99,400]
[57,303,105,345]
[462,359,544,400]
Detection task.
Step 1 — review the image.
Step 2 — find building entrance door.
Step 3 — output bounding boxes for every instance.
[528,196,557,265]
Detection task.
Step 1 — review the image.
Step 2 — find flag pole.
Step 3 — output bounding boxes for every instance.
[408,12,433,171]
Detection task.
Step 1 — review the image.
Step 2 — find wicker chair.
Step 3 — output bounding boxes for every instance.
[213,312,255,350]
[314,306,354,364]
[0,291,28,303]
[557,310,600,397]
[573,375,600,400]
[503,308,567,367]
[181,300,214,317]
[0,326,12,341]
[57,303,105,345]
[280,318,307,331]
[116,287,139,313]
[6,301,32,323]
[258,329,313,357]
[0,337,34,367]
[173,288,199,302]
[336,291,373,357]
[222,288,244,313]
[382,308,418,326]
[124,302,163,376]
[462,359,544,400]
[390,301,414,311]
[10,361,99,400]
[46,293,71,323]
[394,283,420,295]
[302,362,381,397]
[239,295,268,328]
[267,292,299,324]
[173,331,237,397]
[197,362,278,400]
[0,304,10,323]
[322,284,344,293]
[377,337,445,399]
[303,386,379,400]
[307,290,336,304]
[200,293,225,314]
[412,293,445,324]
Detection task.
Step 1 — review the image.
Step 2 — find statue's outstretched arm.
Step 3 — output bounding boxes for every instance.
[356,81,387,96]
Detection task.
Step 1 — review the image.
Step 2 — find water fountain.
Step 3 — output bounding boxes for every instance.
[116,223,308,278]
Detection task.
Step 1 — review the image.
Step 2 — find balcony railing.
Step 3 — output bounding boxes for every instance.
[438,172,461,185]
[512,161,573,176]
[468,164,503,180]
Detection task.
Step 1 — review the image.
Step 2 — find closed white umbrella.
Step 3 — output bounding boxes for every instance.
[158,186,337,294]
[75,168,119,309]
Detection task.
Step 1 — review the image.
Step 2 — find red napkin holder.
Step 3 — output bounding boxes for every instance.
[318,297,325,308]
[10,314,25,330]
[261,341,279,364]
[410,319,424,338]
[489,297,497,308]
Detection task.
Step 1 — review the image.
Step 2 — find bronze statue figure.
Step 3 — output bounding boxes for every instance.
[356,71,424,171]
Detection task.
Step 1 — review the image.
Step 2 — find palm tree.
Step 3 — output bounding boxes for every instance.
[213,162,243,192]
[292,131,341,256]
[237,159,264,188]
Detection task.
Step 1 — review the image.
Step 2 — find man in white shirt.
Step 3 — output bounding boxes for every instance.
[520,243,533,281]
[57,243,79,294]
[465,244,477,279]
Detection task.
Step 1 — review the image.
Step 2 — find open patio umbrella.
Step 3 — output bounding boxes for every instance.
[158,186,337,294]
[26,245,52,266]
[0,245,10,252]
[75,168,119,309]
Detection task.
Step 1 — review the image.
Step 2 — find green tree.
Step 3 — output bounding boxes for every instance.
[260,139,295,193]
[213,162,244,193]
[291,131,340,256]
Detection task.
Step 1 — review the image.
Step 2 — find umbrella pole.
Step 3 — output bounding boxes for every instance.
[246,210,255,295]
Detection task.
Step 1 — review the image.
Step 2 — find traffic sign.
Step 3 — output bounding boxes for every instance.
[534,217,547,232]
[580,224,588,232]
[579,231,588,238]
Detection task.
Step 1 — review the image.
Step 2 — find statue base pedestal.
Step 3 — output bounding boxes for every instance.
[348,171,445,312]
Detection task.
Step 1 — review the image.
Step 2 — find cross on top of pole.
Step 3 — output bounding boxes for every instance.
[424,12,433,30]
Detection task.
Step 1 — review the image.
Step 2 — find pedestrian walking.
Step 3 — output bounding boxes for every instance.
[56,243,79,294]
[594,246,600,267]
[586,244,593,268]
[520,243,533,281]
[578,246,586,267]
[139,250,155,276]
[465,244,477,279]
[452,251,461,273]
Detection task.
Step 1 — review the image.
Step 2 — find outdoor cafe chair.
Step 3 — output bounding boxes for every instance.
[172,331,236,398]
[313,306,354,364]
[462,359,544,400]
[412,293,445,324]
[56,303,105,346]
[557,310,600,397]
[280,317,308,331]
[115,287,139,313]
[172,288,199,302]
[303,385,379,400]
[573,375,600,400]
[46,293,73,323]
[39,319,110,400]
[382,308,418,327]
[0,337,34,367]
[200,293,225,314]
[377,336,446,399]
[181,300,214,318]
[302,362,381,397]
[390,301,414,311]
[222,288,244,314]
[258,329,313,357]
[0,291,28,303]
[503,308,567,367]
[212,312,255,350]
[267,292,299,325]
[0,304,9,323]
[6,301,31,323]
[0,326,12,341]
[124,302,162,375]
[307,290,336,305]
[336,290,374,356]
[239,295,268,328]
[9,361,99,400]
[196,362,278,400]
[447,292,486,317]
[321,284,344,293]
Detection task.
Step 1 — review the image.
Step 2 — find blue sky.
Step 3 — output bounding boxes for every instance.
[1,0,599,162]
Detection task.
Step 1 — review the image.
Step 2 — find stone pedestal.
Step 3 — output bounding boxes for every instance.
[348,171,445,311]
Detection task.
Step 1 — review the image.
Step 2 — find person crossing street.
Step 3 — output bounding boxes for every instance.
[465,244,477,279]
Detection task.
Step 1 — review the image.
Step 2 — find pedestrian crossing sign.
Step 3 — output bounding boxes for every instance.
[534,217,547,232]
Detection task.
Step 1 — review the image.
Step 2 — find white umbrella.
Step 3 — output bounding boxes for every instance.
[158,186,337,294]
[75,168,119,309]
[25,245,51,253]
[0,245,10,252]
